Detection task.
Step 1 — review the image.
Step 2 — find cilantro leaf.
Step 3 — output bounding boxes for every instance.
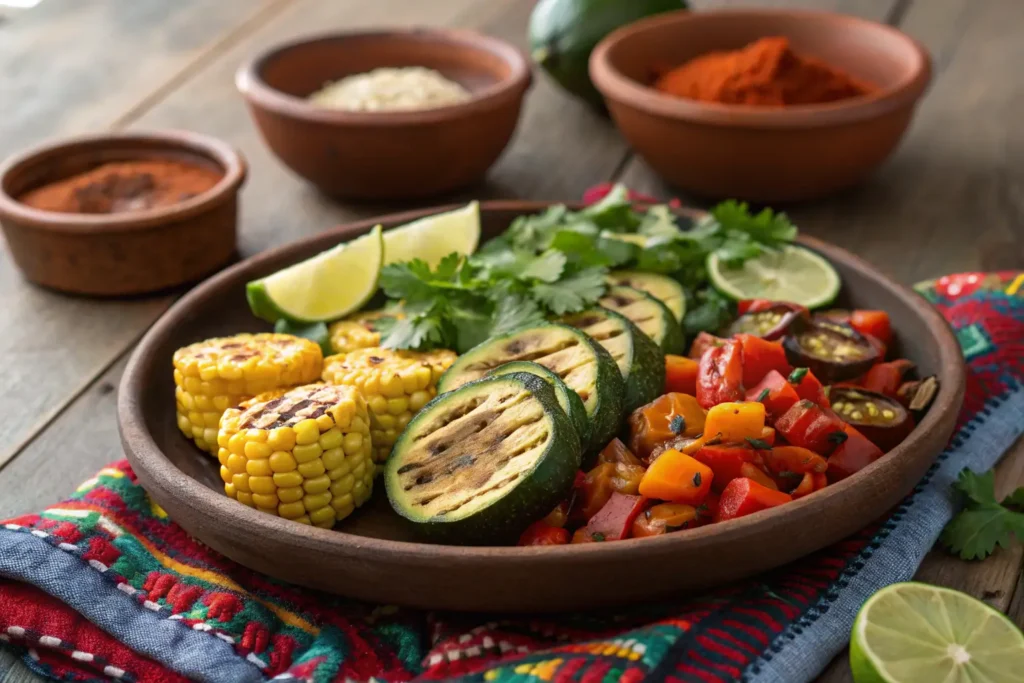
[519,249,566,283]
[488,295,546,338]
[711,200,797,247]
[532,266,607,315]
[940,505,1019,560]
[954,469,999,506]
[1003,488,1024,510]
[380,316,446,351]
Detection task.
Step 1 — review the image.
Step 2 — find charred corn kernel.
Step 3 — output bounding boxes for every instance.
[217,384,374,528]
[173,334,322,455]
[321,347,455,464]
[327,310,404,354]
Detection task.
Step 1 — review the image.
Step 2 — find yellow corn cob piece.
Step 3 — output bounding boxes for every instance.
[321,347,456,464]
[217,383,374,528]
[174,333,322,455]
[328,310,404,354]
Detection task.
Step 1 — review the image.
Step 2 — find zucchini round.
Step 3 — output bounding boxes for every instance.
[486,361,591,449]
[385,373,581,545]
[560,307,664,414]
[438,323,624,453]
[606,271,686,323]
[599,285,686,355]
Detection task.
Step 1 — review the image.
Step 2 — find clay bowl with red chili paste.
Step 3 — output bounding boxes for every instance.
[590,9,932,202]
[118,202,965,613]
[0,131,246,296]
[236,29,531,200]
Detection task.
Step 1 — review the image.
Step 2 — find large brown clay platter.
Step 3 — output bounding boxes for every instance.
[119,201,965,612]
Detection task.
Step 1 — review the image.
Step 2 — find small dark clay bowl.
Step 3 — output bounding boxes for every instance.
[236,29,532,200]
[0,131,246,296]
[590,9,932,202]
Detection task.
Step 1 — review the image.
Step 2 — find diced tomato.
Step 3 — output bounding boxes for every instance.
[696,340,745,409]
[631,503,699,538]
[689,332,726,360]
[827,423,885,482]
[715,478,793,522]
[627,393,706,460]
[518,521,570,546]
[692,444,760,492]
[586,493,647,541]
[746,370,801,419]
[664,354,699,395]
[788,368,830,408]
[775,400,847,455]
[863,360,916,396]
[737,334,792,388]
[849,311,892,347]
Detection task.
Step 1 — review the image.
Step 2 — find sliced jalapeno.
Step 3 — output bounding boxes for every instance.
[782,319,880,382]
[724,303,807,340]
[829,386,913,451]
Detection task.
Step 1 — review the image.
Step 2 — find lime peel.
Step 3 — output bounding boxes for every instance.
[707,245,841,309]
[382,201,480,268]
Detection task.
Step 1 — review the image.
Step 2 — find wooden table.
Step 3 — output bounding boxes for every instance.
[0,1,1021,681]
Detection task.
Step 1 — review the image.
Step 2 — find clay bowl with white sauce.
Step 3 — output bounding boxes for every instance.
[236,29,532,200]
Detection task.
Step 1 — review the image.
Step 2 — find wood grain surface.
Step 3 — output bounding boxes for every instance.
[0,0,1021,679]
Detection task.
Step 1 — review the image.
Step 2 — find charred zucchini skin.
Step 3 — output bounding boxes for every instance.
[606,271,686,323]
[385,373,580,545]
[437,323,623,455]
[600,285,686,355]
[486,361,591,450]
[561,307,664,415]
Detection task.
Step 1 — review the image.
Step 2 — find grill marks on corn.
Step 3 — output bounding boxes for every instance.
[397,386,550,517]
[240,385,341,429]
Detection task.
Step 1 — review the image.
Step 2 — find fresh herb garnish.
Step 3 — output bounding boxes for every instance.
[788,367,809,384]
[669,415,686,435]
[755,388,771,402]
[746,438,772,450]
[692,472,702,487]
[591,532,606,542]
[941,468,1024,560]
[828,431,849,445]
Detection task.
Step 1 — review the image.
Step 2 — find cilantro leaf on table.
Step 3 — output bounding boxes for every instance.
[940,468,1024,560]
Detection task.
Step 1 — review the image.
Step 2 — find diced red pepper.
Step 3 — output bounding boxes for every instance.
[689,332,726,360]
[788,368,830,408]
[518,521,570,546]
[758,426,776,447]
[849,310,892,348]
[827,423,885,482]
[664,354,699,395]
[693,444,760,492]
[737,334,792,389]
[761,446,828,491]
[863,360,916,396]
[696,340,745,409]
[715,478,793,522]
[775,400,847,455]
[746,370,801,419]
[586,493,647,541]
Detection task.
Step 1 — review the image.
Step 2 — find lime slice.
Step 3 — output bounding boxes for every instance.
[383,201,480,267]
[247,225,383,324]
[707,245,840,308]
[850,582,1024,683]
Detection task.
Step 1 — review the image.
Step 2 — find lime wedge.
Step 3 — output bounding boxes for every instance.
[247,225,383,324]
[383,201,480,267]
[850,582,1024,683]
[707,245,840,308]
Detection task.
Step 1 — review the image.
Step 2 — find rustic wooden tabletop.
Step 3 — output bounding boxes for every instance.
[1,0,1022,681]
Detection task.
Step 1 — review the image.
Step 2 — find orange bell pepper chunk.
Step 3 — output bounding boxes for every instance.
[631,503,699,538]
[627,393,706,460]
[664,354,699,395]
[703,401,766,444]
[639,449,713,505]
[518,521,570,546]
[761,446,828,476]
[715,478,793,522]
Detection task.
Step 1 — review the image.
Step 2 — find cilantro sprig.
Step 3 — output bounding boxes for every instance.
[377,185,798,351]
[941,468,1024,560]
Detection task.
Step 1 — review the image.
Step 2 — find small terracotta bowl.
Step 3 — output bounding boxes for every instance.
[0,131,246,296]
[236,29,532,200]
[590,9,932,202]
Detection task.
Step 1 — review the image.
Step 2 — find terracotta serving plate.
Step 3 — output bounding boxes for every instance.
[119,202,965,612]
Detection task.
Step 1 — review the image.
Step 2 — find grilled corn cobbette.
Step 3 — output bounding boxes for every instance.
[217,383,374,527]
[173,333,322,454]
[321,347,456,463]
[327,310,403,354]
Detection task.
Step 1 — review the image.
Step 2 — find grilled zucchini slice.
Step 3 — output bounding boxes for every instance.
[438,323,623,453]
[486,361,591,448]
[599,285,686,355]
[606,271,686,323]
[561,306,664,414]
[386,373,581,544]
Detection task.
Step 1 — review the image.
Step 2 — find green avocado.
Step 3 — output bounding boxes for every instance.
[528,0,689,110]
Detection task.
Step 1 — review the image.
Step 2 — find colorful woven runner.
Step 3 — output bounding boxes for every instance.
[1,215,1022,682]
